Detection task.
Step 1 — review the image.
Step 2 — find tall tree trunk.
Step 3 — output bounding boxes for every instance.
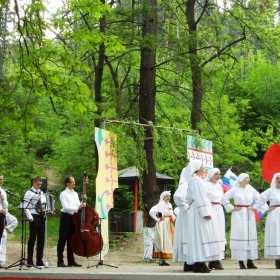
[139,0,159,227]
[94,1,106,171]
[186,0,202,130]
[0,3,9,78]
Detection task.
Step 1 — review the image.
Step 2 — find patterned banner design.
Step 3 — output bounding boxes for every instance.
[187,135,213,169]
[95,128,118,257]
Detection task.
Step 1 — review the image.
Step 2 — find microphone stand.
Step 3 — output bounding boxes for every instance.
[5,199,41,270]
[5,197,41,270]
[5,198,27,270]
[88,217,118,269]
[42,196,55,268]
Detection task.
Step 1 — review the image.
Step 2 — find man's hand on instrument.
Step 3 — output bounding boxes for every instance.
[79,202,87,209]
[81,194,87,200]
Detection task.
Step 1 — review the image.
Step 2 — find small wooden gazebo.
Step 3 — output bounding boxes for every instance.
[118,166,175,232]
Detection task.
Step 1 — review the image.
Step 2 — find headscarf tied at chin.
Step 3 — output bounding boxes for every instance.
[182,159,203,183]
[205,168,220,182]
[233,173,249,188]
[159,190,171,202]
[270,172,280,188]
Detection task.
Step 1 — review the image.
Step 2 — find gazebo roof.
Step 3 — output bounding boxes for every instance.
[118,166,175,185]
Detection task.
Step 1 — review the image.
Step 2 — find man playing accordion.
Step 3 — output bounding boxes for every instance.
[24,176,45,268]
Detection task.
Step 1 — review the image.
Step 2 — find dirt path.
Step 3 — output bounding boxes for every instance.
[5,233,144,267]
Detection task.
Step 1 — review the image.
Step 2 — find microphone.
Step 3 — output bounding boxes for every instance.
[4,189,18,198]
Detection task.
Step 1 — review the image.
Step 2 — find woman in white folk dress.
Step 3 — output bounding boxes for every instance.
[222,173,264,269]
[253,172,280,269]
[185,160,220,273]
[149,190,175,266]
[204,168,225,270]
[172,167,192,271]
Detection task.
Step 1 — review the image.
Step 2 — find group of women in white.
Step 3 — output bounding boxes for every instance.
[149,159,280,273]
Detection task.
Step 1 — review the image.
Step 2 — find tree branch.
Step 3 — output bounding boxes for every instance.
[200,26,246,67]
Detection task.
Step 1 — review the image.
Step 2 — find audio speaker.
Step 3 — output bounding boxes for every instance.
[30,177,47,193]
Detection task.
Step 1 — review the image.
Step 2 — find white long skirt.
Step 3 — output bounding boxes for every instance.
[153,217,174,260]
[187,206,220,264]
[172,209,189,262]
[211,204,226,259]
[264,207,280,259]
[230,208,258,260]
[0,230,7,265]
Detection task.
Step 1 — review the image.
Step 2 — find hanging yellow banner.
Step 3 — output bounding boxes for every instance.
[95,127,118,257]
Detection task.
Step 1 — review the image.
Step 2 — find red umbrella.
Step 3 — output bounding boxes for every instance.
[261,144,280,183]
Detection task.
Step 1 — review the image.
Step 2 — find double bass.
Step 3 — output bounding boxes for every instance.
[71,172,103,257]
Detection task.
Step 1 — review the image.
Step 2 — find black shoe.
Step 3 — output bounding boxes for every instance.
[209,261,224,270]
[159,262,164,266]
[239,261,246,269]
[201,262,211,273]
[247,260,257,269]
[26,261,35,268]
[57,263,67,267]
[193,262,210,273]
[276,260,280,269]
[68,261,82,267]
[184,262,193,271]
[36,261,45,268]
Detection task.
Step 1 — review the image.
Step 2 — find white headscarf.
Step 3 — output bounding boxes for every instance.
[205,168,220,182]
[183,159,203,183]
[179,167,188,185]
[233,173,249,187]
[159,190,171,202]
[270,173,280,188]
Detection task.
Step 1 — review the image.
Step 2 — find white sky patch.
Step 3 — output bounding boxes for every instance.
[8,0,64,38]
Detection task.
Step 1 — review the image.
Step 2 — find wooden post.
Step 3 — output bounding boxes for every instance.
[133,178,139,232]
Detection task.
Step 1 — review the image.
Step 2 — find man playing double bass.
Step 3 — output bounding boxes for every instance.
[57,175,86,267]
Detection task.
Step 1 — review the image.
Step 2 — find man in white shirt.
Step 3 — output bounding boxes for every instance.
[56,175,86,267]
[24,176,45,268]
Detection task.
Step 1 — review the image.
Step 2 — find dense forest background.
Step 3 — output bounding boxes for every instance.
[0,0,280,225]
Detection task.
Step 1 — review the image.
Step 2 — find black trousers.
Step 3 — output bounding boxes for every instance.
[27,214,45,264]
[0,214,5,242]
[57,212,76,264]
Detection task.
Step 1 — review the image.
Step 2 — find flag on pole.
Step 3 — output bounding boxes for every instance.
[219,181,231,193]
[251,199,268,222]
[220,168,237,193]
[221,168,237,187]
